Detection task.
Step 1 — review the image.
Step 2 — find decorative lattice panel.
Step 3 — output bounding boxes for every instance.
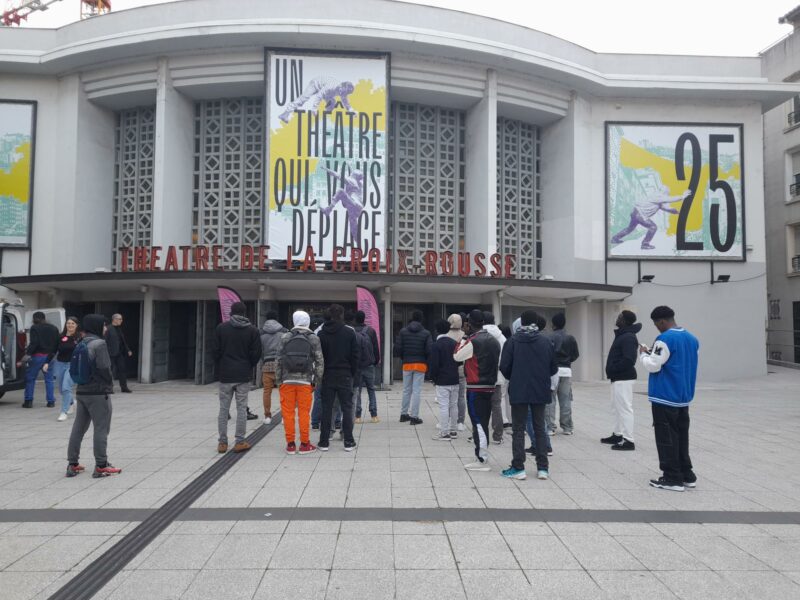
[389,103,466,270]
[113,107,155,269]
[193,98,264,267]
[497,118,540,279]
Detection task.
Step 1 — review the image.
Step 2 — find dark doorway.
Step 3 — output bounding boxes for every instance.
[168,302,197,380]
[391,303,436,380]
[794,301,800,364]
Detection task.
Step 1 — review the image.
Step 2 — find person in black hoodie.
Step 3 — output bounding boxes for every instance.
[394,310,432,425]
[105,314,133,393]
[429,319,460,441]
[603,310,641,451]
[317,304,359,451]
[22,311,60,408]
[212,302,262,454]
[66,314,120,478]
[499,310,558,480]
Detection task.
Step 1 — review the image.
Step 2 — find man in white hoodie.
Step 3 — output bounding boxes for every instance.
[483,311,507,445]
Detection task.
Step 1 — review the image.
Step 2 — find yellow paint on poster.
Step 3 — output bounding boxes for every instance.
[0,142,31,203]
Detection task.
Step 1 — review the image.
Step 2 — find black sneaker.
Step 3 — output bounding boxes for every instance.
[601,434,623,445]
[683,473,697,489]
[449,432,458,439]
[344,441,357,452]
[318,442,329,452]
[312,423,320,430]
[22,401,32,408]
[399,414,410,422]
[46,402,55,408]
[649,477,685,492]
[246,408,258,421]
[611,440,635,451]
[526,446,537,455]
[408,416,423,425]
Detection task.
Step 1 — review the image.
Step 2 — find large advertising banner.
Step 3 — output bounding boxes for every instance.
[607,122,744,261]
[0,100,35,247]
[266,51,388,261]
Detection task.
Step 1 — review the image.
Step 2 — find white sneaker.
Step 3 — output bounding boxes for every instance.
[547,430,556,436]
[457,423,465,431]
[432,433,451,441]
[492,438,503,445]
[465,461,491,472]
[537,469,549,480]
[263,416,272,425]
[435,422,440,429]
[57,412,68,422]
[67,402,75,415]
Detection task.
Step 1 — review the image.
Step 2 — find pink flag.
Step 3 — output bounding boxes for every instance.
[217,286,243,322]
[356,285,381,362]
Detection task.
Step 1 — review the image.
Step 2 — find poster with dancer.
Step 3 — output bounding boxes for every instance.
[607,122,744,261]
[266,51,388,261]
[0,100,35,247]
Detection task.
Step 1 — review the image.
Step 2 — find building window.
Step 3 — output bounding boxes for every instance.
[497,118,540,279]
[789,95,800,128]
[769,299,781,320]
[112,106,155,270]
[789,223,800,274]
[389,103,466,270]
[193,98,264,268]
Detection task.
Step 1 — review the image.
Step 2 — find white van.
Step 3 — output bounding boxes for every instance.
[0,300,65,399]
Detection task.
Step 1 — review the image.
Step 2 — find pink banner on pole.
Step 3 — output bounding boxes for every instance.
[356,285,381,362]
[217,286,243,322]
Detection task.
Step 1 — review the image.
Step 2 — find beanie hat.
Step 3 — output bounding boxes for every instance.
[468,309,484,328]
[447,313,462,330]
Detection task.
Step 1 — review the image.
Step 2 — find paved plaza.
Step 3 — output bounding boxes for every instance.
[0,368,799,599]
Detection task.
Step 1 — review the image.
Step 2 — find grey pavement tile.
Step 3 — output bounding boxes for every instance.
[390,458,429,472]
[673,536,771,570]
[655,570,747,600]
[180,568,263,600]
[590,570,678,599]
[229,519,288,534]
[519,488,579,509]
[5,535,109,572]
[392,487,438,508]
[477,487,532,509]
[459,570,532,600]
[102,487,175,509]
[393,521,446,535]
[395,569,466,600]
[345,486,393,507]
[449,534,518,569]
[391,470,432,487]
[333,534,394,569]
[496,521,554,536]
[783,571,800,586]
[547,522,607,536]
[394,534,456,569]
[173,520,236,535]
[725,536,800,571]
[63,521,130,536]
[339,520,393,534]
[285,520,341,533]
[719,571,800,599]
[0,521,21,535]
[615,535,705,571]
[443,521,499,535]
[525,569,607,599]
[0,571,63,600]
[599,522,661,536]
[249,486,303,507]
[701,523,772,537]
[204,533,281,569]
[564,488,627,510]
[757,524,800,538]
[505,535,583,570]
[326,569,395,600]
[138,534,225,570]
[560,535,644,571]
[268,533,337,569]
[107,569,197,600]
[435,487,485,508]
[7,521,73,536]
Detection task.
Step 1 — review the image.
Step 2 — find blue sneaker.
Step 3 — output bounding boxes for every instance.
[501,467,526,480]
[537,469,549,480]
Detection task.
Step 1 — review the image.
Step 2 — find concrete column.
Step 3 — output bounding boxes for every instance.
[151,57,194,250]
[464,69,498,258]
[140,289,154,383]
[381,287,392,386]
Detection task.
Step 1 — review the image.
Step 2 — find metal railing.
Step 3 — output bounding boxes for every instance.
[766,327,800,365]
[791,183,800,197]
[789,111,800,127]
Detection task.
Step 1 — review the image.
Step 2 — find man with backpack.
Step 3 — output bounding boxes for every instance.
[66,314,120,478]
[212,302,262,454]
[275,310,324,455]
[353,310,380,423]
[317,304,359,452]
[260,310,288,425]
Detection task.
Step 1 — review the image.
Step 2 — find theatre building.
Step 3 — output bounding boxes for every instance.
[0,0,795,385]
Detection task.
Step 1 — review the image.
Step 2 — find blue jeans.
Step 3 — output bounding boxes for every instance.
[24,355,54,404]
[400,370,424,418]
[527,405,552,452]
[51,360,74,413]
[311,385,341,427]
[354,365,378,417]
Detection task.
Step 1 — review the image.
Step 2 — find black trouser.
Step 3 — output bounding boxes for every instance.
[320,374,354,446]
[467,390,493,462]
[111,354,129,391]
[512,403,548,472]
[651,403,694,483]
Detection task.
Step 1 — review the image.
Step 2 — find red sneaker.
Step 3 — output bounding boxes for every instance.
[298,442,317,455]
[286,442,297,455]
[65,464,85,478]
[92,464,122,478]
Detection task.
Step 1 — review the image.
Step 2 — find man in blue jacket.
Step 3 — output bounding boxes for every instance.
[640,306,699,492]
[499,310,557,480]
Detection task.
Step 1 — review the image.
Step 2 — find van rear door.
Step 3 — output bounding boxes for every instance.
[24,308,66,333]
[1,303,21,386]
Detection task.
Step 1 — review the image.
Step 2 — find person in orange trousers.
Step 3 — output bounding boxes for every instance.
[275,310,325,455]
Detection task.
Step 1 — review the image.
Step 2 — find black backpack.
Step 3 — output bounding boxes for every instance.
[355,326,375,368]
[282,331,313,373]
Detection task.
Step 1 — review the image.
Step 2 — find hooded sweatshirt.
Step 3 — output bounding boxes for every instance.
[499,324,557,404]
[76,314,114,396]
[275,312,324,386]
[605,323,642,382]
[260,319,288,367]
[482,324,507,384]
[212,314,262,383]
[446,314,464,343]
[317,320,359,379]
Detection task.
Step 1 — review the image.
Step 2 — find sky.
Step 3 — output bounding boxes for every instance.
[8,0,797,57]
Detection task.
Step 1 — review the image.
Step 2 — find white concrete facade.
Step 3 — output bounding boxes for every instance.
[1,0,797,383]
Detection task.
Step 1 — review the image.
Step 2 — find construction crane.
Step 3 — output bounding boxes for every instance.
[1,0,110,26]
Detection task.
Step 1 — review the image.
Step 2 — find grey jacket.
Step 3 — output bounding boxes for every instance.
[77,335,114,396]
[275,327,324,386]
[260,319,288,366]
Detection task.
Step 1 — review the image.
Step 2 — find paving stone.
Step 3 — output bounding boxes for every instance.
[459,570,532,600]
[395,569,466,599]
[655,570,746,600]
[204,533,280,569]
[673,535,771,570]
[504,535,583,570]
[590,570,677,599]
[137,534,225,570]
[326,569,395,600]
[525,570,607,599]
[615,535,705,571]
[559,535,644,571]
[0,570,63,600]
[5,534,109,572]
[333,533,394,569]
[180,569,263,600]
[394,534,456,569]
[268,533,337,569]
[449,534,518,569]
[107,569,197,600]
